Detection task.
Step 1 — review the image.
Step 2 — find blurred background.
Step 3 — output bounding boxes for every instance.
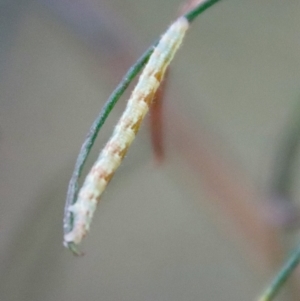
[1,0,300,300]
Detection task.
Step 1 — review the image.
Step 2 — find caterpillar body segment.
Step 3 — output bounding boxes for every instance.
[64,17,189,251]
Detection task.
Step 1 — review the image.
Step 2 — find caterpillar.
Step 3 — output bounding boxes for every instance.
[64,16,189,252]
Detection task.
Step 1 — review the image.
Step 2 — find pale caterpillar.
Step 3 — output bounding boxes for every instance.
[64,16,189,252]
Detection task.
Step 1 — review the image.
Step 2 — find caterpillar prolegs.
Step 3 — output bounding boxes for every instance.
[64,17,189,252]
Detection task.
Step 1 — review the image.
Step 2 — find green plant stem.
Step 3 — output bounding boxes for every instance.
[63,48,154,235]
[64,0,223,243]
[185,0,222,22]
[257,243,300,301]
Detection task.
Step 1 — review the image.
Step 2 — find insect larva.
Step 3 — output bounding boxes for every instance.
[64,17,189,250]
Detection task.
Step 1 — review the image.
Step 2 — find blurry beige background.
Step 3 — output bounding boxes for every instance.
[1,0,300,300]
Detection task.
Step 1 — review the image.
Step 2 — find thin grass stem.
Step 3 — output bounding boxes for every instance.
[64,0,223,250]
[63,48,154,235]
[185,0,222,22]
[257,244,300,301]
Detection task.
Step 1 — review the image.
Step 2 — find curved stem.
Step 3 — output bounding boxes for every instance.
[64,0,223,245]
[63,48,154,235]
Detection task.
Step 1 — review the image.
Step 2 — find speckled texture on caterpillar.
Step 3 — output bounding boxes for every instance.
[64,17,189,247]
